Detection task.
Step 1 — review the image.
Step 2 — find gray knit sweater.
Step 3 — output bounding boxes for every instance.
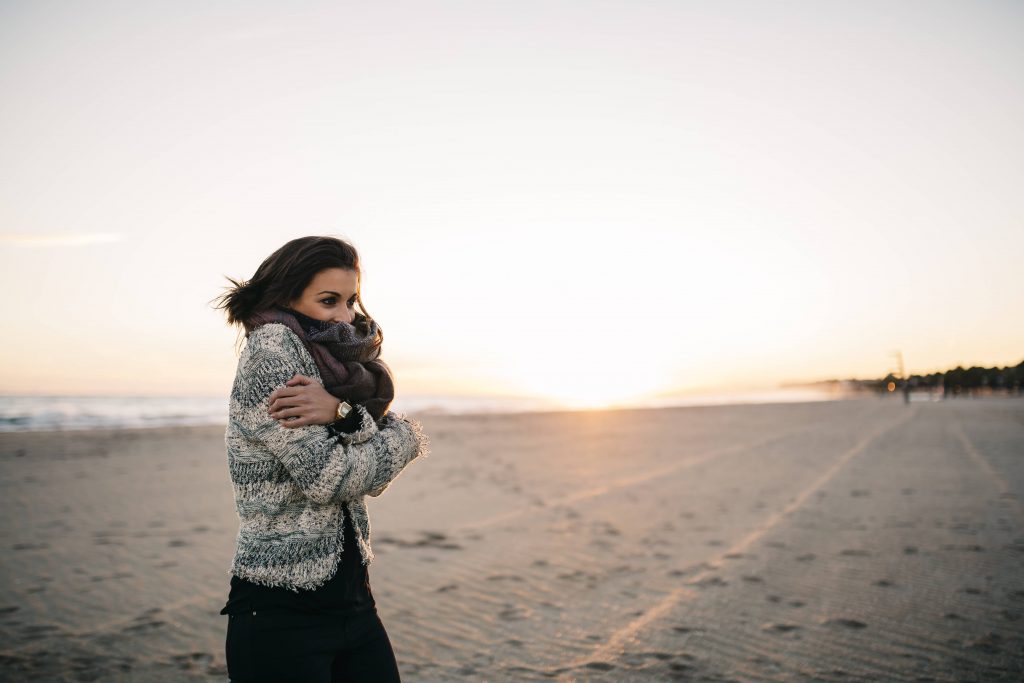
[225,322,429,592]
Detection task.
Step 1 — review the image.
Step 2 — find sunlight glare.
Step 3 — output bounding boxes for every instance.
[508,332,668,410]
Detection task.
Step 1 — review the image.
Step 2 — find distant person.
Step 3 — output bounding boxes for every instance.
[215,236,429,682]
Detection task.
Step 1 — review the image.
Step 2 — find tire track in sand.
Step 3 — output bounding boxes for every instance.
[555,406,920,677]
[459,427,807,531]
[951,418,1022,518]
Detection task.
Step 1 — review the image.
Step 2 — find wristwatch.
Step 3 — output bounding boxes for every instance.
[335,401,353,421]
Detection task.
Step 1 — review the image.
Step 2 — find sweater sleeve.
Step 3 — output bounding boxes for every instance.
[364,410,429,498]
[230,324,429,504]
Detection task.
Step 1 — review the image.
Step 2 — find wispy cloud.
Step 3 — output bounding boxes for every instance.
[0,233,122,247]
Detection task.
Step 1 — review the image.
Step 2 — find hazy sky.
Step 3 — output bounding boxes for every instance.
[2,1,1022,406]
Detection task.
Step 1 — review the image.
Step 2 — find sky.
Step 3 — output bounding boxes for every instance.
[1,0,1022,408]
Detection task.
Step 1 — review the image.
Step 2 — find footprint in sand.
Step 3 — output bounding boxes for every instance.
[639,651,675,661]
[823,617,867,629]
[377,531,463,550]
[12,542,50,551]
[436,583,458,592]
[498,604,530,621]
[666,562,716,579]
[170,652,214,671]
[689,575,727,588]
[903,546,919,555]
[967,633,1003,654]
[941,543,985,552]
[741,575,764,583]
[668,662,695,674]
[762,622,801,633]
[839,549,871,557]
[874,579,896,588]
[122,618,166,633]
[19,624,60,641]
[850,489,871,497]
[795,553,816,562]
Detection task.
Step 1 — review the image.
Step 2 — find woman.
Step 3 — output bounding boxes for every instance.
[215,236,429,682]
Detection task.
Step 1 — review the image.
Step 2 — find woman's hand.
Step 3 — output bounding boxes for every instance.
[267,374,340,428]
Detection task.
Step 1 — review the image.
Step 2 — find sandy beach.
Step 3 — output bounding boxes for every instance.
[0,398,1021,682]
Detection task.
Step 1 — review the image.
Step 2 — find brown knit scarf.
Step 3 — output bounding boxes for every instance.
[246,308,394,421]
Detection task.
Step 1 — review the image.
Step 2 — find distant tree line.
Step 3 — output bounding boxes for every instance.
[875,360,1024,396]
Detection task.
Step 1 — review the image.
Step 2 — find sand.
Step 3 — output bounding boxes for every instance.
[0,398,1021,682]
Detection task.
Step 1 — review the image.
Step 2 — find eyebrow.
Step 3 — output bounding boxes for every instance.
[317,291,357,298]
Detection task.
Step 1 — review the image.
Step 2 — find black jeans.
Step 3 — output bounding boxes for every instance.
[225,606,401,682]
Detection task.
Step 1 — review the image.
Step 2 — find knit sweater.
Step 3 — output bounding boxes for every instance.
[225,322,429,592]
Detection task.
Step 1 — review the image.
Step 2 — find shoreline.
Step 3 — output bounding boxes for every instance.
[1,390,983,435]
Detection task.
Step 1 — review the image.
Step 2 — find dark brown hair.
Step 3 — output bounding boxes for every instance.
[214,236,381,348]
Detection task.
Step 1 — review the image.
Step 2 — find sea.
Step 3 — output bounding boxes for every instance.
[0,388,848,432]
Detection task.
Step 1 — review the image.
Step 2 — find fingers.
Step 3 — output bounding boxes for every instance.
[269,377,317,407]
[268,387,299,406]
[266,389,309,411]
[269,405,306,420]
[279,416,313,428]
[269,399,294,413]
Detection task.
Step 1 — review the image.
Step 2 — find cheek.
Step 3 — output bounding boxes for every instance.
[295,300,326,320]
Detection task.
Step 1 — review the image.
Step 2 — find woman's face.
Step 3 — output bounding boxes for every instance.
[289,267,359,324]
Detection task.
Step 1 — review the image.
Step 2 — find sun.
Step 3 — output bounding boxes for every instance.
[506,342,667,410]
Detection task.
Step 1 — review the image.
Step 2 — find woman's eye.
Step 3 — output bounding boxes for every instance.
[347,298,356,308]
[321,297,337,305]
